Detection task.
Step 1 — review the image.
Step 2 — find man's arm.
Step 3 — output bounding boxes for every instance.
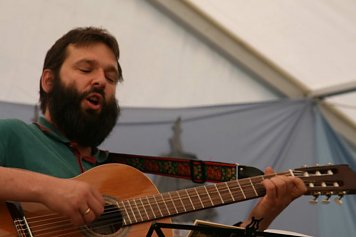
[240,167,307,231]
[0,167,104,225]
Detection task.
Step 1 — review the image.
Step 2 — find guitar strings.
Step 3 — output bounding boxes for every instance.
[25,185,262,234]
[25,170,329,235]
[26,171,303,229]
[28,172,300,228]
[27,208,126,237]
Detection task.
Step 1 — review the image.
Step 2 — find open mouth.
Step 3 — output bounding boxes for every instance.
[87,95,100,105]
[85,93,103,110]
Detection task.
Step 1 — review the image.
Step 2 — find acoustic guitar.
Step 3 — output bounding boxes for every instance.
[0,163,355,236]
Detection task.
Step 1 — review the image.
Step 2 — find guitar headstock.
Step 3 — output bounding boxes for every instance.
[294,164,356,204]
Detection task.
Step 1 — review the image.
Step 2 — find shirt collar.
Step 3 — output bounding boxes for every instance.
[37,117,70,143]
[35,117,108,161]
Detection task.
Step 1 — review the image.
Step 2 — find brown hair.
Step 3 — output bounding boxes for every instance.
[39,27,123,113]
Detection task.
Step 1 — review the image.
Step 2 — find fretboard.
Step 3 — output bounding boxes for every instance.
[119,176,267,226]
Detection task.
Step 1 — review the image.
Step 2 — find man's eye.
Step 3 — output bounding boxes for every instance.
[106,77,117,84]
[106,73,118,84]
[79,68,91,73]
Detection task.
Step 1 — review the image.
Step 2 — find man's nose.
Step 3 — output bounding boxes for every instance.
[92,70,106,89]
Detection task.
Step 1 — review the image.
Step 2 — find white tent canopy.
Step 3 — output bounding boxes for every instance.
[151,0,356,144]
[0,1,356,236]
[0,0,355,144]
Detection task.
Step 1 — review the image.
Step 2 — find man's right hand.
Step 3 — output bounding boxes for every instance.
[39,178,105,225]
[0,167,105,226]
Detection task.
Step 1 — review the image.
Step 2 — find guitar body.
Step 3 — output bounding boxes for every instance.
[0,164,172,237]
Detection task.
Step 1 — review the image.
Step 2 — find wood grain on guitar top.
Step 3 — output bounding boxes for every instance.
[0,164,172,237]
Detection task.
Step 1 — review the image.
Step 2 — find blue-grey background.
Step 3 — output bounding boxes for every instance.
[1,99,355,236]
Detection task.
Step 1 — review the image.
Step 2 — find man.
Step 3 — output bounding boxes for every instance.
[0,27,306,230]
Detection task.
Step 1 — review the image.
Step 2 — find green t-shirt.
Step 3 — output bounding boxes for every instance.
[0,117,108,178]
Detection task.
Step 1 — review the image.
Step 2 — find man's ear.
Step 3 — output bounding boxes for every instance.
[41,69,55,93]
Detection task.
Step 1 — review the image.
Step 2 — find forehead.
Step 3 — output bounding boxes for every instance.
[64,43,118,69]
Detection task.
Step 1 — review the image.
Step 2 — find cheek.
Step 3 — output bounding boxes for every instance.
[60,69,88,89]
[106,86,116,98]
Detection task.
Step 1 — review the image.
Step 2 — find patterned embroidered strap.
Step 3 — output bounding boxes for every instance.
[107,153,237,183]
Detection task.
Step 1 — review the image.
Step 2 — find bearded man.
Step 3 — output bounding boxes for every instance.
[0,27,306,232]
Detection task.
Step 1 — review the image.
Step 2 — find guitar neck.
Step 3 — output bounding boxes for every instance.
[120,175,266,226]
[119,163,356,226]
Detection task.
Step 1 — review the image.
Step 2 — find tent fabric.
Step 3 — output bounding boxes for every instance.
[0,99,355,236]
[315,110,356,237]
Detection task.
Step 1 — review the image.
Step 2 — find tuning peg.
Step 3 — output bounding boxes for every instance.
[334,197,343,205]
[308,182,316,204]
[334,191,346,205]
[309,193,320,205]
[321,193,332,204]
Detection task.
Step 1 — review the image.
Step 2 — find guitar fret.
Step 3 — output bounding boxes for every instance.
[147,195,162,218]
[205,185,222,205]
[226,181,244,201]
[194,187,205,208]
[224,182,235,201]
[214,184,224,204]
[126,200,138,223]
[237,180,246,199]
[159,193,172,216]
[175,191,187,212]
[253,176,266,196]
[185,189,195,210]
[216,182,234,203]
[164,192,179,214]
[139,198,150,221]
[204,186,214,206]
[176,189,193,212]
[118,201,129,225]
[195,186,212,208]
[153,195,165,217]
[239,179,253,199]
[169,192,179,213]
[133,199,144,222]
[185,188,202,210]
[249,178,258,197]
[145,196,156,219]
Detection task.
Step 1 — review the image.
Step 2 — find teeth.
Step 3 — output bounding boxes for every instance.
[89,97,98,102]
[88,96,99,104]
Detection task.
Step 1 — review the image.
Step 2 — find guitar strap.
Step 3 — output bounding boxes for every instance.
[34,121,263,183]
[107,152,264,183]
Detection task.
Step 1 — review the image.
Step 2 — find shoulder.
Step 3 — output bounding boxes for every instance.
[0,118,28,127]
[0,119,32,134]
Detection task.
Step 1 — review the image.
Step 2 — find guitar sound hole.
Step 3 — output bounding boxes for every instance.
[86,204,123,235]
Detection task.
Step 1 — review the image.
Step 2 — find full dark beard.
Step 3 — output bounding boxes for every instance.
[47,79,119,147]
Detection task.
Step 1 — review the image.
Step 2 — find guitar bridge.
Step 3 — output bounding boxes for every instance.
[6,201,33,236]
